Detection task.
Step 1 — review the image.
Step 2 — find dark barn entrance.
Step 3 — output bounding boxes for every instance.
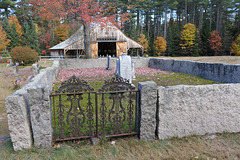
[98,42,116,57]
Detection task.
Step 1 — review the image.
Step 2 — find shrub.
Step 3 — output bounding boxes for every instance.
[10,46,39,65]
[0,58,7,63]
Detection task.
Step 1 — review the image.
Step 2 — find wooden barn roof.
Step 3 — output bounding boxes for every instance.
[50,22,143,51]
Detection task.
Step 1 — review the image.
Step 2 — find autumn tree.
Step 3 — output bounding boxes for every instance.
[209,30,222,56]
[8,15,22,37]
[180,23,197,56]
[154,37,167,56]
[231,34,240,56]
[0,26,11,52]
[28,0,128,58]
[137,33,149,53]
[55,23,70,42]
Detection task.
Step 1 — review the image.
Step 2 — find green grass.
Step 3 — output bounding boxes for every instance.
[1,133,240,159]
[135,72,219,87]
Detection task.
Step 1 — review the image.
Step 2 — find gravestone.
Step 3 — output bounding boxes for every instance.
[131,59,136,80]
[32,63,39,77]
[9,59,14,66]
[115,52,133,83]
[13,63,19,76]
[106,55,111,70]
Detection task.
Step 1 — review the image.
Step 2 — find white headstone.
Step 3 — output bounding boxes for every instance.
[131,60,136,80]
[116,52,132,83]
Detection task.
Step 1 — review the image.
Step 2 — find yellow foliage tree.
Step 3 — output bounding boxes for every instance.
[180,23,196,51]
[231,34,240,56]
[154,36,167,55]
[8,15,22,37]
[137,33,148,52]
[55,23,70,42]
[0,26,11,52]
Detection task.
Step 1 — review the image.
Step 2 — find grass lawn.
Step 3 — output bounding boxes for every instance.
[1,132,240,159]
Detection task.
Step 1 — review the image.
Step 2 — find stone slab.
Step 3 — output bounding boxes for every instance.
[5,95,32,151]
[138,81,157,140]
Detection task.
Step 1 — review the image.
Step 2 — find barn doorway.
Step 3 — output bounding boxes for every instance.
[98,42,116,57]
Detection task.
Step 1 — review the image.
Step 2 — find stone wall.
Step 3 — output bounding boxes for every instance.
[157,84,240,139]
[59,57,149,69]
[5,60,59,151]
[149,58,240,83]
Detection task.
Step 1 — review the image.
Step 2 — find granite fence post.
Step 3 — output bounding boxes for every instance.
[27,84,52,148]
[5,95,32,151]
[138,81,157,140]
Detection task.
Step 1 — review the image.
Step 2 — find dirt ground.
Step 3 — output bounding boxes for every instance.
[158,56,240,64]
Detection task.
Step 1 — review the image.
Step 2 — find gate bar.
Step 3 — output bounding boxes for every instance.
[95,92,99,138]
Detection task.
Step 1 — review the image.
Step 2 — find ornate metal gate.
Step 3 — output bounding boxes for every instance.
[50,75,139,142]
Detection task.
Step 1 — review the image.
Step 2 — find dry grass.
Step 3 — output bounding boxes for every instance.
[0,60,53,137]
[158,56,240,65]
[1,133,240,159]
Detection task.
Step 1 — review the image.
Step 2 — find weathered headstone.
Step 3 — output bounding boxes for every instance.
[131,59,136,80]
[106,55,111,70]
[115,52,133,83]
[13,63,19,76]
[9,59,14,66]
[32,63,39,77]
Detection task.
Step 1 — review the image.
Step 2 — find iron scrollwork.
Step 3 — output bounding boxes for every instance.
[55,75,95,139]
[99,74,136,135]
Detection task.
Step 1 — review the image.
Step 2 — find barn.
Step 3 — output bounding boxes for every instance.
[50,22,144,58]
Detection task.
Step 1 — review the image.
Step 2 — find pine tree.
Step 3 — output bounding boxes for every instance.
[166,20,180,56]
[192,29,200,56]
[10,21,20,49]
[3,17,20,50]
[200,21,212,56]
[21,20,40,53]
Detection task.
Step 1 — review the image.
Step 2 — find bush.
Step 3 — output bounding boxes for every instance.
[0,58,7,63]
[10,46,39,65]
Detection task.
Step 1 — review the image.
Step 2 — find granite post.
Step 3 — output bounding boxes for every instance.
[138,81,157,140]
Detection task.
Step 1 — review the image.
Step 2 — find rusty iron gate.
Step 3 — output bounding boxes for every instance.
[50,75,139,142]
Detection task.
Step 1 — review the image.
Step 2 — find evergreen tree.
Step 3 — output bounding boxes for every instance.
[3,17,20,50]
[192,29,200,56]
[166,20,180,56]
[22,20,39,52]
[200,21,212,56]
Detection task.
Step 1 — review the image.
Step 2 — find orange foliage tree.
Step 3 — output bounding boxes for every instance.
[231,34,240,56]
[8,15,22,37]
[180,23,196,51]
[154,36,167,55]
[137,33,148,53]
[55,23,70,42]
[0,26,11,52]
[208,30,222,56]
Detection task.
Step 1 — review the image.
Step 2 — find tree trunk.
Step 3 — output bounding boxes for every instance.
[84,23,91,58]
[164,5,167,40]
[210,2,212,31]
[137,8,140,35]
[185,0,188,25]
[199,9,203,31]
[216,1,222,33]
